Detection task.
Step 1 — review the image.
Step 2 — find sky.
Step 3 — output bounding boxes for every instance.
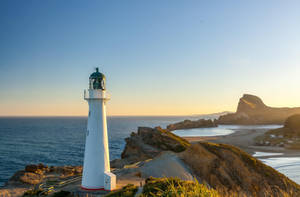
[0,0,300,116]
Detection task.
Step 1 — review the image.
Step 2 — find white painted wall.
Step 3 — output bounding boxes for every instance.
[81,89,114,190]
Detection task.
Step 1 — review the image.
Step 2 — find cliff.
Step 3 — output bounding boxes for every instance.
[255,114,300,148]
[111,127,190,168]
[112,126,300,196]
[218,94,300,124]
[4,125,300,196]
[180,142,300,196]
[166,119,217,131]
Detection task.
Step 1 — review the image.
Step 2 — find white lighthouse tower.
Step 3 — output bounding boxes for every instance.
[81,68,116,191]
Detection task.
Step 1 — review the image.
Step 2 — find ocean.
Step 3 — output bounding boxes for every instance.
[0,116,299,186]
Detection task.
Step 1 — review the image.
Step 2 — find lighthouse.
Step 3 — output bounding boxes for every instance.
[81,68,116,191]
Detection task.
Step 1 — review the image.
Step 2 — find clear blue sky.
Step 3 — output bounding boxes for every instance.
[1,0,300,116]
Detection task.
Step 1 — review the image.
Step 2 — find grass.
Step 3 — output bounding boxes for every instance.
[140,177,219,197]
[105,184,138,197]
[156,127,190,152]
[105,177,219,197]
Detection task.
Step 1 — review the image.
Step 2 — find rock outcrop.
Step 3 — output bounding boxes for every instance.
[218,94,300,124]
[255,114,300,148]
[111,127,190,168]
[166,119,217,131]
[113,126,300,196]
[180,142,300,196]
[1,164,82,197]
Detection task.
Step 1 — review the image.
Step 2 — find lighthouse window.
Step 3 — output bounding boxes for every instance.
[87,130,89,136]
[89,111,91,117]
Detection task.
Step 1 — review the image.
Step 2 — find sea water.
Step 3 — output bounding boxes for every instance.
[0,116,197,186]
[0,117,298,186]
[173,125,300,184]
[173,124,282,137]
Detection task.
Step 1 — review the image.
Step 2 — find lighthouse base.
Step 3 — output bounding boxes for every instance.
[80,186,108,191]
[104,172,117,191]
[81,172,116,191]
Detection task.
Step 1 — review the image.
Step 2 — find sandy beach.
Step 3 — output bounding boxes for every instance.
[183,128,300,159]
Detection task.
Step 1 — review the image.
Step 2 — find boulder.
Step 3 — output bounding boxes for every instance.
[25,165,38,173]
[8,171,43,185]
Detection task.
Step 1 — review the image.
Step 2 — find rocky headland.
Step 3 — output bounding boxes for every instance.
[166,119,217,131]
[255,114,300,149]
[111,126,300,196]
[2,125,300,196]
[217,94,300,125]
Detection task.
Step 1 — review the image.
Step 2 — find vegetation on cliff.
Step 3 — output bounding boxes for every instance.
[111,126,190,168]
[255,114,300,149]
[105,184,138,197]
[180,142,300,196]
[112,125,300,196]
[106,177,219,197]
[141,177,219,197]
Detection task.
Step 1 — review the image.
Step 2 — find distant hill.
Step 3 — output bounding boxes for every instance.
[217,94,300,124]
[255,114,300,148]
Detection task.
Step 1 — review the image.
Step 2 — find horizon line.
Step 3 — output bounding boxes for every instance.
[0,111,232,118]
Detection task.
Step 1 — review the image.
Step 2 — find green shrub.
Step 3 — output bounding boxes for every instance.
[141,177,219,197]
[105,184,138,197]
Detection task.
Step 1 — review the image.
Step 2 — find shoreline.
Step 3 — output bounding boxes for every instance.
[182,128,300,159]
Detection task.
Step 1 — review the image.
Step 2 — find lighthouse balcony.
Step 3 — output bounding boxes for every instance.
[84,89,110,100]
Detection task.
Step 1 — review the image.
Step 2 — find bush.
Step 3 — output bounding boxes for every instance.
[141,177,219,197]
[105,184,138,197]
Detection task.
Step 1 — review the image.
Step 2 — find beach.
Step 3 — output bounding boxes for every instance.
[183,127,300,156]
[182,126,300,184]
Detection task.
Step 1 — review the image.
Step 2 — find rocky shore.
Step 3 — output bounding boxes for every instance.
[2,125,300,196]
[113,127,300,196]
[1,164,82,197]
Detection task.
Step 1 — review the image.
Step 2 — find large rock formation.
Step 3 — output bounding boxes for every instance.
[111,127,190,168]
[112,126,300,196]
[166,119,217,131]
[180,142,300,196]
[255,114,300,148]
[218,94,300,124]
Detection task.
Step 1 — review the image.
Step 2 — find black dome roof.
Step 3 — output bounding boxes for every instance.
[89,68,105,79]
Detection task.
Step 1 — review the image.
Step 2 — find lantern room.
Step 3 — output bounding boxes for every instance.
[89,68,106,90]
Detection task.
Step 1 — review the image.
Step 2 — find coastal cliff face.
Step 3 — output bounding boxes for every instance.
[112,126,300,196]
[218,94,300,124]
[111,127,190,168]
[180,142,300,196]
